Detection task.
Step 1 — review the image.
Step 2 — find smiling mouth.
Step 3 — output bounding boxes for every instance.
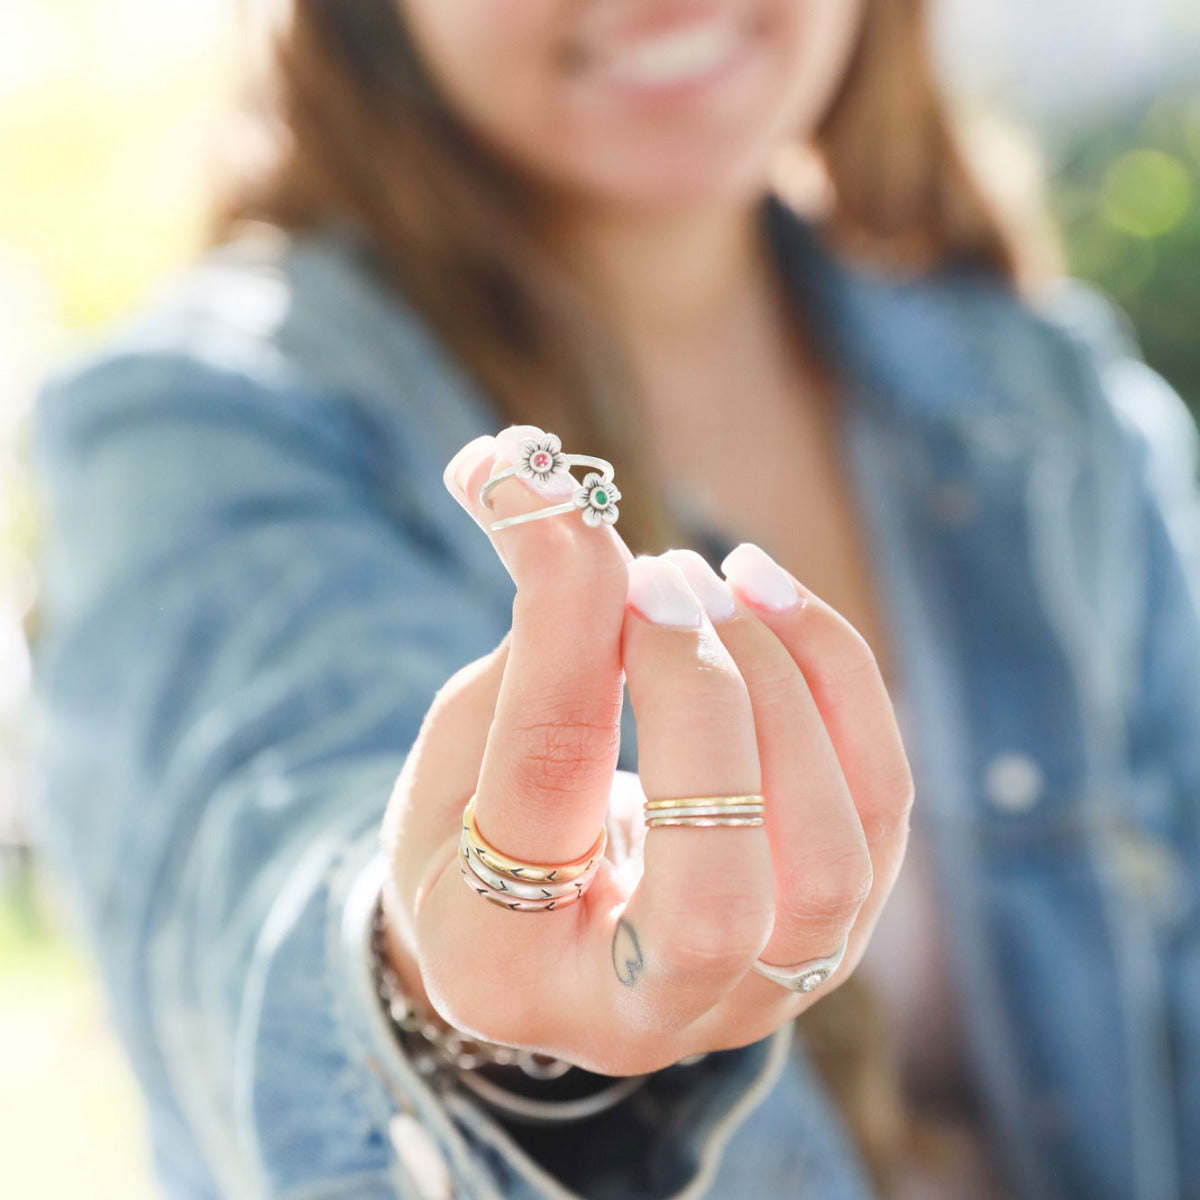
[570,13,758,90]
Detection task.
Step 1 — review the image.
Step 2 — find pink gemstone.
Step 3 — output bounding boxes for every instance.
[533,453,549,468]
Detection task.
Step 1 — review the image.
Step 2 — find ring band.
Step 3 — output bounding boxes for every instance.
[462,833,601,901]
[644,795,765,809]
[458,794,607,912]
[479,432,621,532]
[461,795,606,882]
[751,937,849,993]
[644,793,765,828]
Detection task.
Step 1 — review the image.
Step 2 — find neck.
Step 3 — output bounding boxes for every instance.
[539,193,776,354]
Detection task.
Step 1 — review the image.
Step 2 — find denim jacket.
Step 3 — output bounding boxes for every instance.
[27,195,1200,1200]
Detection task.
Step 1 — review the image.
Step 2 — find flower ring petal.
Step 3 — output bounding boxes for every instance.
[581,505,604,527]
[519,436,568,486]
[573,486,592,508]
[600,504,620,525]
[580,471,604,489]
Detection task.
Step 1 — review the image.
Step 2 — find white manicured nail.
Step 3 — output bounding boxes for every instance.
[444,435,496,502]
[720,543,802,610]
[661,548,737,622]
[627,556,704,628]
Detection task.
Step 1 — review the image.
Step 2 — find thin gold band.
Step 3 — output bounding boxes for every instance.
[644,794,766,810]
[645,816,765,827]
[460,794,607,885]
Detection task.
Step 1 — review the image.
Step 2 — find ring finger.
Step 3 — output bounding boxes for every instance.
[660,550,874,1041]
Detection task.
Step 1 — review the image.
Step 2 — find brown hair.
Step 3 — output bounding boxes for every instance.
[209,0,1052,1191]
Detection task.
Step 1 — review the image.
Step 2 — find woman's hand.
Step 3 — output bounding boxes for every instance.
[379,425,913,1076]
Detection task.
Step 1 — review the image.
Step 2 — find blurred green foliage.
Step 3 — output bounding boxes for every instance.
[1053,88,1200,410]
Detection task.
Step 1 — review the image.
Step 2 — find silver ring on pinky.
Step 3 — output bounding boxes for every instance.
[479,431,620,531]
[751,937,849,994]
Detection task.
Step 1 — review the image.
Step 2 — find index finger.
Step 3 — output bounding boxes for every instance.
[445,425,631,869]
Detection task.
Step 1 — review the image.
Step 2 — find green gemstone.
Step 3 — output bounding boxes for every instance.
[593,490,607,505]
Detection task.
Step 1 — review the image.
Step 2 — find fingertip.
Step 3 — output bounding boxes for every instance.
[719,542,804,612]
[626,555,704,629]
[661,548,737,623]
[443,435,497,507]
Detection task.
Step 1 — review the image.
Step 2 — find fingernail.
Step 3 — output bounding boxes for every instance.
[627,555,704,628]
[720,543,802,611]
[444,435,496,503]
[661,548,737,622]
[494,424,575,498]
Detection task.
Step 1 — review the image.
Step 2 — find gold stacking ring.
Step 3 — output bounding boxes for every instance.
[458,794,607,912]
[644,794,765,828]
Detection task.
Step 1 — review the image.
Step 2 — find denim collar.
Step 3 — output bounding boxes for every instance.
[761,193,1021,430]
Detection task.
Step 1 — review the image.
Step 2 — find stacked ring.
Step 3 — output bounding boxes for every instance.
[458,794,607,912]
[644,794,765,828]
[479,431,621,532]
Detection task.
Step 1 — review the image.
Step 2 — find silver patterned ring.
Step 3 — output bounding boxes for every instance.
[751,937,849,994]
[479,431,620,532]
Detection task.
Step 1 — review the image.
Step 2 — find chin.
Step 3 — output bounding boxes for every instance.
[527,132,782,213]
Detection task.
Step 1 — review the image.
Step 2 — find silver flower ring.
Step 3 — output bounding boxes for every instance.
[480,432,621,532]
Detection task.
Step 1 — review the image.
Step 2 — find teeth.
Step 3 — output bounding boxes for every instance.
[604,23,740,86]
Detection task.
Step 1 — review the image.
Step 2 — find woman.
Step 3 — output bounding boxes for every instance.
[27,0,1200,1198]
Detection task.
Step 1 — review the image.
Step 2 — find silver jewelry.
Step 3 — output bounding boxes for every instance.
[458,793,605,912]
[461,838,601,906]
[480,432,620,531]
[751,937,849,993]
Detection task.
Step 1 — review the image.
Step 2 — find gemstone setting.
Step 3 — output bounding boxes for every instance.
[515,434,567,487]
[573,471,621,527]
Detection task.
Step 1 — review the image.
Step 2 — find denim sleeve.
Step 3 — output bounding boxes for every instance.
[27,347,792,1200]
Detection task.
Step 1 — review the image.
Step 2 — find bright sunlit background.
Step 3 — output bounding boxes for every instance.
[0,1,1197,1197]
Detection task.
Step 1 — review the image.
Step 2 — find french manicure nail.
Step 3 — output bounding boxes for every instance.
[661,548,737,622]
[627,555,704,628]
[720,542,802,611]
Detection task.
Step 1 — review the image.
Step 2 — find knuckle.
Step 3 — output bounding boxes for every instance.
[654,892,773,982]
[510,709,619,800]
[751,658,803,707]
[779,844,874,930]
[643,658,747,719]
[803,603,882,690]
[864,759,917,841]
[831,627,883,692]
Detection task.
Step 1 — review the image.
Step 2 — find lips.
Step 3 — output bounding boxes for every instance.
[603,19,745,86]
[568,6,758,90]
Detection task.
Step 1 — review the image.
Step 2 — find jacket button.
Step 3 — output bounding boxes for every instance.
[984,753,1044,812]
[388,1113,453,1200]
